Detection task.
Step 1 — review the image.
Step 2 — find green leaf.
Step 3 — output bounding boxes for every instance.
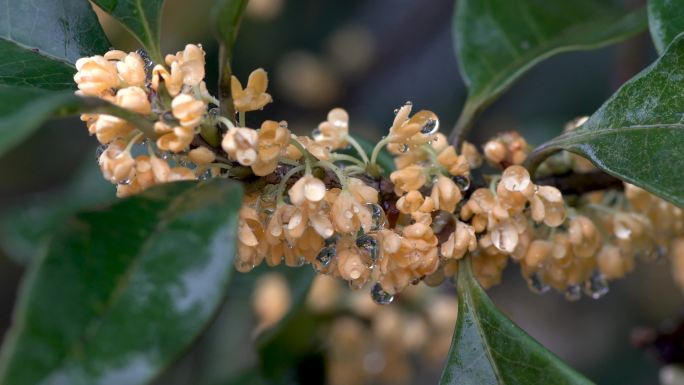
[648,0,684,54]
[0,89,154,156]
[451,0,647,142]
[152,265,315,385]
[0,179,243,385]
[212,0,249,117]
[0,0,109,75]
[440,258,594,385]
[529,34,684,208]
[0,0,110,154]
[0,160,114,265]
[91,0,165,62]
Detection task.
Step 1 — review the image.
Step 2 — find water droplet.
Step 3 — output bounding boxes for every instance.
[366,203,388,231]
[209,107,220,118]
[344,210,353,219]
[324,234,340,246]
[584,271,609,299]
[356,234,379,263]
[564,284,582,301]
[198,170,212,181]
[118,178,132,186]
[527,272,550,294]
[370,283,394,305]
[614,220,632,240]
[453,175,470,191]
[404,101,413,107]
[420,118,439,135]
[399,144,409,153]
[278,121,288,129]
[161,151,171,160]
[393,108,399,115]
[95,144,107,159]
[162,111,175,123]
[311,127,322,140]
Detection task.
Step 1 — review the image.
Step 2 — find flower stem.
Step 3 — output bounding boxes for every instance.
[276,165,306,202]
[342,134,369,164]
[330,153,366,168]
[315,160,348,189]
[370,136,392,167]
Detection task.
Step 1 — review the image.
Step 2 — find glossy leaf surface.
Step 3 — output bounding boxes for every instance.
[533,35,684,207]
[440,258,594,385]
[648,0,684,54]
[153,265,315,385]
[0,90,154,156]
[0,161,114,265]
[92,0,165,61]
[0,0,107,90]
[451,0,647,142]
[0,179,243,385]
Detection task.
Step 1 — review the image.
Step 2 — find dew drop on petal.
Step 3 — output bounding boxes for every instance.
[527,272,550,294]
[370,282,394,305]
[344,210,354,219]
[311,127,322,140]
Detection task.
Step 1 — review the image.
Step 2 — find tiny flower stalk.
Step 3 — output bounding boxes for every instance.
[74,44,684,303]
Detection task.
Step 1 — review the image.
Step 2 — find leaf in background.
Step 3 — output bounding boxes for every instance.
[0,179,243,385]
[0,90,154,157]
[450,0,647,142]
[91,0,165,62]
[152,265,315,385]
[440,258,594,385]
[212,0,249,117]
[0,0,110,155]
[0,0,108,90]
[648,0,684,54]
[530,34,684,208]
[0,160,114,265]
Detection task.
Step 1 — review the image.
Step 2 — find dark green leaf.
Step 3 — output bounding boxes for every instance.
[212,0,249,117]
[152,265,315,385]
[529,35,684,208]
[0,160,114,265]
[0,179,243,385]
[648,0,684,54]
[440,258,594,385]
[91,0,165,62]
[451,0,647,142]
[0,0,110,154]
[0,0,108,90]
[0,90,154,156]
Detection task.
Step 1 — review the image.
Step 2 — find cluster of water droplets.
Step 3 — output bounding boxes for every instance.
[527,269,609,301]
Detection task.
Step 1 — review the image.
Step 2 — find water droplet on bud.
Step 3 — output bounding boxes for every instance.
[399,144,409,153]
[356,234,379,263]
[371,283,394,305]
[584,271,609,299]
[315,246,336,272]
[453,175,470,191]
[527,272,550,294]
[95,144,107,159]
[420,118,439,135]
[118,178,132,186]
[366,203,388,231]
[311,128,322,140]
[564,284,582,301]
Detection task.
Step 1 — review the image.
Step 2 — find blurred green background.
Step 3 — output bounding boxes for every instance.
[0,0,680,384]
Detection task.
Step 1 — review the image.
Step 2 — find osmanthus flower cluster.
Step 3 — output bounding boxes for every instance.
[74,45,684,304]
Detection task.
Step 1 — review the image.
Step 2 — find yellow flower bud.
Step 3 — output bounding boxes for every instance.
[115,86,151,114]
[172,93,206,127]
[232,68,273,112]
[74,55,119,96]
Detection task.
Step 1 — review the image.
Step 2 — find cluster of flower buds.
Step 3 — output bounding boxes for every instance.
[75,45,684,304]
[305,276,457,385]
[75,44,224,197]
